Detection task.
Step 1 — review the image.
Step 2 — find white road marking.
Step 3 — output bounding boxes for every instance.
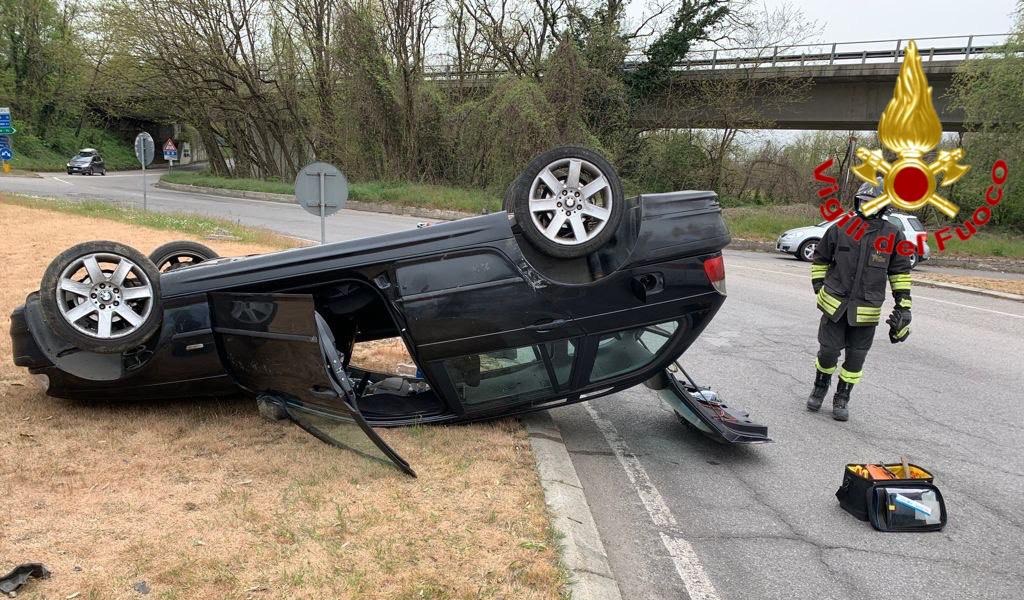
[729,263,1024,319]
[583,403,721,600]
[52,177,72,185]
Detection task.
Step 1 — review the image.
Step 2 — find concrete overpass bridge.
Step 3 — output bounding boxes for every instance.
[426,34,1010,131]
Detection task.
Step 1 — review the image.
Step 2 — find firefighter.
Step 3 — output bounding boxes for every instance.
[807,179,913,420]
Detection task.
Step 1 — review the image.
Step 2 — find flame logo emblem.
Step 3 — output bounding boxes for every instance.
[852,40,970,217]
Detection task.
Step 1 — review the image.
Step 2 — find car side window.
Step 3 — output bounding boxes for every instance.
[589,321,679,383]
[443,339,578,406]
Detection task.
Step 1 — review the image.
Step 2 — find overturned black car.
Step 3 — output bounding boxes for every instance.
[10,147,769,476]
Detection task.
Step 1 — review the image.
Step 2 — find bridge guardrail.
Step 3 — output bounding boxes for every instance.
[423,33,1012,80]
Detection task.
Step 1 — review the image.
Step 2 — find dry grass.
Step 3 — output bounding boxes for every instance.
[0,202,566,599]
[350,338,417,376]
[917,273,1024,296]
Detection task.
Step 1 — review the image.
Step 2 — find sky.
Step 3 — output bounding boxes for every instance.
[784,0,1017,43]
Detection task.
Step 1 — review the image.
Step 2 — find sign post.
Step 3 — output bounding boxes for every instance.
[294,162,349,244]
[163,138,178,171]
[134,132,155,211]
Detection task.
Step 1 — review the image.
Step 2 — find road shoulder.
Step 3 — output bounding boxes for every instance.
[523,412,623,600]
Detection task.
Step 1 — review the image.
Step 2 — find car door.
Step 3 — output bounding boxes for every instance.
[210,292,414,476]
[94,155,104,171]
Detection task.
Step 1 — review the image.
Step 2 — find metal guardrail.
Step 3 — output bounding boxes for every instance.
[423,33,1011,80]
[662,33,1010,71]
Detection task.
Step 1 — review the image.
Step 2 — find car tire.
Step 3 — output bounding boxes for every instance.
[797,239,819,262]
[511,146,625,258]
[908,253,918,270]
[39,241,163,354]
[149,240,219,272]
[502,174,522,214]
[100,169,106,176]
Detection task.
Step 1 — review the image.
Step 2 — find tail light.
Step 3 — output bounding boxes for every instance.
[703,255,726,295]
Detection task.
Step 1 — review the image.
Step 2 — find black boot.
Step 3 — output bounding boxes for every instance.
[832,380,853,421]
[806,370,831,411]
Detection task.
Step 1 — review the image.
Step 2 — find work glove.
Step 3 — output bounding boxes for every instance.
[886,307,912,344]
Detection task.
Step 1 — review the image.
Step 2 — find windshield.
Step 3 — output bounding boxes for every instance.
[76,151,96,158]
[907,217,926,232]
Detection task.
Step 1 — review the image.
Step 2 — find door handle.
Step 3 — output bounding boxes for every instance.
[526,318,568,333]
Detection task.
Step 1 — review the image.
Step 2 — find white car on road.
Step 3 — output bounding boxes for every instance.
[776,212,931,268]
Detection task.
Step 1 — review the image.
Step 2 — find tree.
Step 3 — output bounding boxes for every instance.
[951,12,1024,230]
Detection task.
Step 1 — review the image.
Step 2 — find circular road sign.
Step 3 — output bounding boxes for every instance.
[295,161,348,217]
[134,132,155,167]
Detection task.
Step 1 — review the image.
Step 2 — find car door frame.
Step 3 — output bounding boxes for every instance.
[209,292,415,476]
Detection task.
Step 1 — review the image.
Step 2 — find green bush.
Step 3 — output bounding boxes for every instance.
[7,124,138,171]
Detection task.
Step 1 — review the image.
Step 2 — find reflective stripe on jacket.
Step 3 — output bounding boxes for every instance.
[809,213,913,326]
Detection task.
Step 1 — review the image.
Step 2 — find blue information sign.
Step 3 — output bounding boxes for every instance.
[0,148,11,160]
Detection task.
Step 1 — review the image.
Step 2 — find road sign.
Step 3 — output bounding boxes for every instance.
[163,138,178,161]
[0,135,10,149]
[0,107,12,135]
[0,148,12,161]
[294,161,349,244]
[134,132,155,166]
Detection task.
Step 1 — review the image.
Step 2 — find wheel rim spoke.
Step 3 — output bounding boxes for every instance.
[538,168,561,194]
[114,304,144,327]
[579,176,608,200]
[566,159,582,188]
[545,212,568,237]
[122,286,152,300]
[109,259,133,286]
[581,203,610,221]
[97,311,113,338]
[59,279,92,297]
[65,301,95,323]
[83,256,104,284]
[530,199,559,213]
[569,214,587,241]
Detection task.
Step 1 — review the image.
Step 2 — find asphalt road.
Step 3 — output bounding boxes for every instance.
[3,171,1022,599]
[552,250,1024,600]
[0,168,428,242]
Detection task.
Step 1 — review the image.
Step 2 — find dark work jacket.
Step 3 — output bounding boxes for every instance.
[810,213,913,326]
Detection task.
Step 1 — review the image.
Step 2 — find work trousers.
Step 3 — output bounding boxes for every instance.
[814,314,876,385]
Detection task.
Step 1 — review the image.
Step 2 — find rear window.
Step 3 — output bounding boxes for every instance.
[907,217,926,232]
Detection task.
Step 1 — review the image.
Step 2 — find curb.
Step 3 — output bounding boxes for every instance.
[522,412,622,600]
[155,180,478,221]
[914,278,1024,302]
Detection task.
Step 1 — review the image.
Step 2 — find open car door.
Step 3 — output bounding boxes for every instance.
[211,293,415,476]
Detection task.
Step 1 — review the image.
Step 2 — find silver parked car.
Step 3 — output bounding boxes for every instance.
[776,212,930,268]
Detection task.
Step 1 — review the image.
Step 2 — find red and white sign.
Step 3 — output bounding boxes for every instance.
[163,138,178,160]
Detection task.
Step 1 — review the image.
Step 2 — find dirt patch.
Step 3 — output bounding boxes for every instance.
[917,273,1024,297]
[0,203,564,599]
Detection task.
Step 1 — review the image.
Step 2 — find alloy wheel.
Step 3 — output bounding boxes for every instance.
[55,253,155,339]
[528,158,613,246]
